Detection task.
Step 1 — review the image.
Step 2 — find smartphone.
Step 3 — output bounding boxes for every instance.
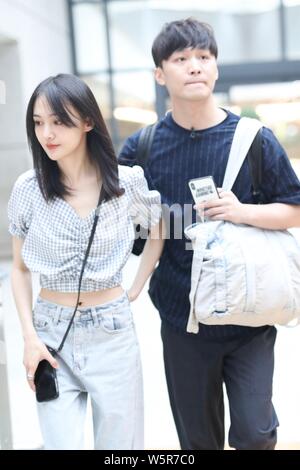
[188,176,219,204]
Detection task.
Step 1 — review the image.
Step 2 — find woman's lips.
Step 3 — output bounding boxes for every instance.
[46,144,60,150]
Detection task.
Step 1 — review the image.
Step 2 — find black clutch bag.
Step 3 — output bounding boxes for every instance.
[34,345,59,402]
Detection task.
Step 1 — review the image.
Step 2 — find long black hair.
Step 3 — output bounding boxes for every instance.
[26,73,124,202]
[152,18,218,68]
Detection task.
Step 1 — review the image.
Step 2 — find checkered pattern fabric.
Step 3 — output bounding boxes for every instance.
[8,165,161,292]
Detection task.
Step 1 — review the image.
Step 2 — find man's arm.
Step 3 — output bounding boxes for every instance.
[197,190,300,229]
[238,202,300,229]
[199,128,300,230]
[118,131,140,166]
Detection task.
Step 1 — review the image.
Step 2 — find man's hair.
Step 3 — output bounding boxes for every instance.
[152,18,218,67]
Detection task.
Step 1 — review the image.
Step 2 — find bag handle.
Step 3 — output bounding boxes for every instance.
[186,225,210,334]
[56,188,104,353]
[222,117,263,191]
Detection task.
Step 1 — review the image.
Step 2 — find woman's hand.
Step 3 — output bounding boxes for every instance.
[126,287,140,302]
[194,189,245,225]
[23,336,59,392]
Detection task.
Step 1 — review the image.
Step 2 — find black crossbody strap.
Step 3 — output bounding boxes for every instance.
[56,189,104,353]
[247,129,263,204]
[136,122,158,168]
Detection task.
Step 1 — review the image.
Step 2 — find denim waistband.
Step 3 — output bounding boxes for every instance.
[35,292,130,323]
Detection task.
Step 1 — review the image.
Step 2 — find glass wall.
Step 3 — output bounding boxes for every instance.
[284,0,300,59]
[108,0,283,65]
[112,71,156,142]
[71,2,108,73]
[225,81,300,161]
[69,0,300,161]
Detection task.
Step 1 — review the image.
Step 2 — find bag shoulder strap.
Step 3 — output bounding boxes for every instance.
[136,122,158,168]
[222,117,263,191]
[247,128,263,204]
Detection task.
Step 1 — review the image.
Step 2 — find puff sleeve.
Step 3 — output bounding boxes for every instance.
[7,170,34,239]
[128,166,161,229]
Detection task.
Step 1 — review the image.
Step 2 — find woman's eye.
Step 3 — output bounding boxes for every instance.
[55,120,62,125]
[34,121,42,126]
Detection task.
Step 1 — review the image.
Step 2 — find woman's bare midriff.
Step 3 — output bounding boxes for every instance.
[39,285,124,307]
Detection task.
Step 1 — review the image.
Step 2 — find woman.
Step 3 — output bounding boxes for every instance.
[8,74,163,450]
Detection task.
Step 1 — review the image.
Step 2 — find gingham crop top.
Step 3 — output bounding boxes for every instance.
[8,165,161,292]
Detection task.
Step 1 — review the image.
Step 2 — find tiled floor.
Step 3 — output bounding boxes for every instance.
[1,253,300,450]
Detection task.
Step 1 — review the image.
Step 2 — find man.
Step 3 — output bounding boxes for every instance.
[119,18,300,450]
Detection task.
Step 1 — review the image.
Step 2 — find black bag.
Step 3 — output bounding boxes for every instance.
[34,346,59,402]
[34,190,103,402]
[132,122,158,256]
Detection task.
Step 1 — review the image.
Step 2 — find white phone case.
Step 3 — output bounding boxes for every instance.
[188,176,219,204]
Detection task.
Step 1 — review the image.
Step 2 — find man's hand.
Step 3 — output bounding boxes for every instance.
[195,188,245,224]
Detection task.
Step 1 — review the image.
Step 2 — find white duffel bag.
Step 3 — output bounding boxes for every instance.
[185,118,300,334]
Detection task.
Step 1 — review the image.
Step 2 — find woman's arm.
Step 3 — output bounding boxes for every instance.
[12,237,35,339]
[11,237,58,391]
[127,219,165,301]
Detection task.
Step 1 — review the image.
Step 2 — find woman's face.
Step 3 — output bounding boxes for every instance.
[33,95,92,163]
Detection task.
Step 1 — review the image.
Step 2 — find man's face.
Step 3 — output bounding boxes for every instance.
[155,47,219,103]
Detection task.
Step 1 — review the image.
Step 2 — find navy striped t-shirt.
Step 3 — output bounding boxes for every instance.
[119,110,300,339]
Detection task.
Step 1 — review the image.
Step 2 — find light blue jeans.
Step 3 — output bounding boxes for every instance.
[33,293,143,450]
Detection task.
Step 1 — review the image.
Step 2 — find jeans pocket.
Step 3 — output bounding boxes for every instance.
[33,313,52,332]
[33,302,55,332]
[100,306,133,334]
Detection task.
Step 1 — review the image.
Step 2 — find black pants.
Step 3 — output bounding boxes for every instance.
[161,322,279,450]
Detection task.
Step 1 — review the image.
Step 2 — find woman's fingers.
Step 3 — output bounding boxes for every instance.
[26,367,36,391]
